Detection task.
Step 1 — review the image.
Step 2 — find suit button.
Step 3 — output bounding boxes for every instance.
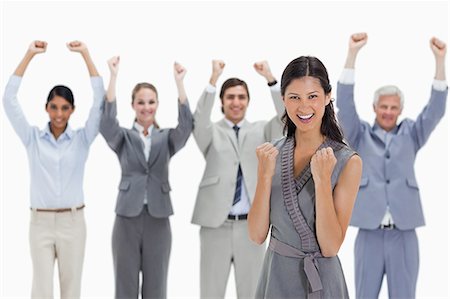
[386,179,390,184]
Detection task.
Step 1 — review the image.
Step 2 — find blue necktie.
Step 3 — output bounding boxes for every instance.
[232,125,242,206]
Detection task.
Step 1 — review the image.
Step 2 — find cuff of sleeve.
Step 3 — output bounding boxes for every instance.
[8,75,22,86]
[339,69,355,85]
[432,79,448,91]
[270,82,280,91]
[205,84,216,93]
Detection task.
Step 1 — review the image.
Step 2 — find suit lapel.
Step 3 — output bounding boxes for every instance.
[129,127,149,170]
[148,129,163,168]
[219,120,239,156]
[237,120,249,150]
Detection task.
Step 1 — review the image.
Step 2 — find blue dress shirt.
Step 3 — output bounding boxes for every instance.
[3,75,105,209]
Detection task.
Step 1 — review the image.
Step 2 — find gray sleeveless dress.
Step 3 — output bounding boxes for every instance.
[255,136,356,299]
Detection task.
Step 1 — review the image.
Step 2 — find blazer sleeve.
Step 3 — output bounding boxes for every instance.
[411,86,448,150]
[82,76,105,146]
[168,99,194,156]
[193,89,215,155]
[336,82,365,147]
[2,75,33,146]
[100,99,125,153]
[264,86,284,141]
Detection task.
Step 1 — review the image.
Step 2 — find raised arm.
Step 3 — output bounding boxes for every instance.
[431,37,446,81]
[168,62,193,156]
[336,33,368,146]
[344,32,367,69]
[99,56,124,152]
[412,37,448,149]
[3,41,47,146]
[67,40,99,77]
[14,41,47,76]
[193,60,225,154]
[254,60,284,117]
[312,148,362,257]
[106,56,119,102]
[67,41,104,145]
[248,142,279,245]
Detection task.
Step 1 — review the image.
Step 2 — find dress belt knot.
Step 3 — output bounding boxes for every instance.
[269,236,323,299]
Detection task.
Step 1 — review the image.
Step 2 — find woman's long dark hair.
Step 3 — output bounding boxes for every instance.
[281,56,345,144]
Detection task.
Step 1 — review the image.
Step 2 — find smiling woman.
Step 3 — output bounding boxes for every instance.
[2,40,105,298]
[248,56,362,299]
[45,86,76,138]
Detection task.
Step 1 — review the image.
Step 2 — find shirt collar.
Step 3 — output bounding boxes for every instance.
[373,122,399,135]
[224,118,245,129]
[134,121,154,137]
[40,122,74,140]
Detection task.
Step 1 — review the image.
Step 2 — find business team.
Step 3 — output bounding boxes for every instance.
[3,34,447,299]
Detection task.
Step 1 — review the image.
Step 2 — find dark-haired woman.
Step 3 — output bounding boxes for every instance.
[99,56,193,298]
[3,40,104,298]
[248,56,362,298]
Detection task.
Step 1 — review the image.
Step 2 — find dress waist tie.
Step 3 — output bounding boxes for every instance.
[269,236,323,299]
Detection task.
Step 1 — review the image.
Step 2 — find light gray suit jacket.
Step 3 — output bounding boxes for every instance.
[191,87,284,228]
[337,82,447,229]
[100,99,193,218]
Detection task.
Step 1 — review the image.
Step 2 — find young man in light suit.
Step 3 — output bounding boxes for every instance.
[337,33,447,299]
[191,60,284,298]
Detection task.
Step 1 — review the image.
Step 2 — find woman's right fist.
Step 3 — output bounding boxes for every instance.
[256,142,279,179]
[28,40,47,54]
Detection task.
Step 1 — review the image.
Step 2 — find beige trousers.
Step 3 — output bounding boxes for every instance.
[29,208,86,299]
[200,220,265,299]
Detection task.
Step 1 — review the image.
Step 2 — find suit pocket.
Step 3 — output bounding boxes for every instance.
[359,177,369,188]
[118,181,130,191]
[199,176,220,188]
[161,182,171,193]
[406,178,419,190]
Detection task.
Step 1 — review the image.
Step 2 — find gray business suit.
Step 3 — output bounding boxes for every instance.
[337,82,447,299]
[192,86,284,298]
[100,99,193,299]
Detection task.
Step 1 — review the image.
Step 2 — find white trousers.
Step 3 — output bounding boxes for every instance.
[200,220,265,299]
[29,208,86,299]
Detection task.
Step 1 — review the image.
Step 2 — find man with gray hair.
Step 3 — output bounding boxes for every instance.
[336,32,447,298]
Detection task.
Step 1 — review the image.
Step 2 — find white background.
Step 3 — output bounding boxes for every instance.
[1,1,448,298]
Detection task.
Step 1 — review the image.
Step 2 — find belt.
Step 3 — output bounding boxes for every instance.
[269,237,323,299]
[32,204,85,213]
[227,214,248,220]
[379,223,396,230]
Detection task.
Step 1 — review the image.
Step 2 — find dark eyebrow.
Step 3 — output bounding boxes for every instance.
[307,91,319,95]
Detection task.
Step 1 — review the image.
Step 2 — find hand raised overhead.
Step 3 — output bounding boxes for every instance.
[66,40,88,53]
[174,61,187,81]
[28,40,48,55]
[348,32,368,52]
[254,61,276,82]
[430,37,446,59]
[107,56,120,76]
[212,59,225,76]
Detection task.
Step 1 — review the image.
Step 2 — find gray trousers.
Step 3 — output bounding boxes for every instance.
[355,228,419,299]
[112,208,171,299]
[200,220,265,299]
